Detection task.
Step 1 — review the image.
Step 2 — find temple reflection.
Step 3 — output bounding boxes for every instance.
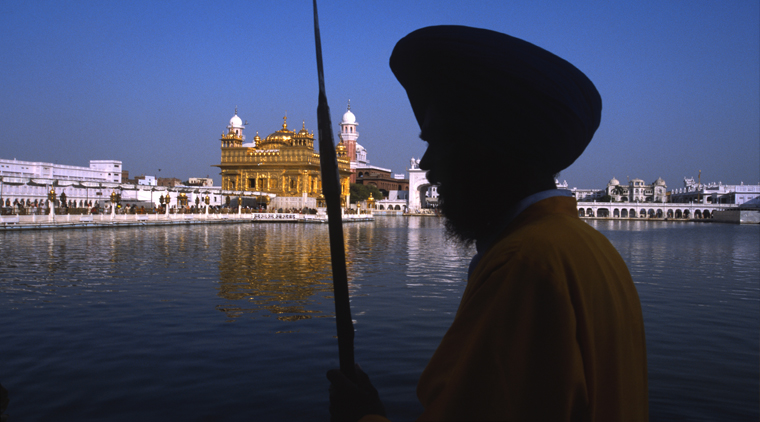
[216,224,339,321]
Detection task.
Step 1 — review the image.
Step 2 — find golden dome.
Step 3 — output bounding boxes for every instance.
[298,121,309,135]
[260,117,294,148]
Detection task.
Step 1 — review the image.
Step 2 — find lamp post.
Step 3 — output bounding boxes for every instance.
[48,187,56,220]
[367,192,375,215]
[204,195,210,216]
[110,190,117,219]
[165,192,171,216]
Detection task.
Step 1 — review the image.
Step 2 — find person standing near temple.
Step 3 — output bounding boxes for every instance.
[328,25,648,422]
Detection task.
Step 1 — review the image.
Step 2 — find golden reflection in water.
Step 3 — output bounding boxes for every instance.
[216,224,340,322]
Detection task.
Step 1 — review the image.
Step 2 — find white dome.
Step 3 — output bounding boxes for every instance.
[356,143,365,152]
[608,177,620,185]
[342,109,356,125]
[230,114,243,129]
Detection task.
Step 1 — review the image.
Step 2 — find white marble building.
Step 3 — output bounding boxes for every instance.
[0,157,224,209]
[670,177,760,205]
[407,158,439,212]
[604,177,668,203]
[1,158,123,183]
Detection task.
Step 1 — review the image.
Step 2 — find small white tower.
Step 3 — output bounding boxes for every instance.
[339,100,359,181]
[228,106,246,142]
[340,100,359,161]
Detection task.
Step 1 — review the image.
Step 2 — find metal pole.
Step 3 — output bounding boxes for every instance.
[313,0,356,381]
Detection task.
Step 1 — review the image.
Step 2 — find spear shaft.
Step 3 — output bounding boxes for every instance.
[312,0,356,381]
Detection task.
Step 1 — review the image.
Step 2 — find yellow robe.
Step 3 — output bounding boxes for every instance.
[362,196,648,421]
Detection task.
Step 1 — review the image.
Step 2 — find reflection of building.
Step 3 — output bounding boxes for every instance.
[670,177,760,205]
[214,109,352,210]
[215,225,339,321]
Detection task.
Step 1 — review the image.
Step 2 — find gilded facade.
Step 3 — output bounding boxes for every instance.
[214,110,352,209]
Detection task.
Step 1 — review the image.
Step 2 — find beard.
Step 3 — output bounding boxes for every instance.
[436,175,486,247]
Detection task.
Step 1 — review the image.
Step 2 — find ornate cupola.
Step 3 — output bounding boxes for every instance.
[336,139,347,158]
[292,121,315,149]
[259,116,295,149]
[221,107,245,148]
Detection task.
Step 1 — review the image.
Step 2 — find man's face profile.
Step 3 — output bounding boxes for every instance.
[418,106,451,190]
[417,104,479,243]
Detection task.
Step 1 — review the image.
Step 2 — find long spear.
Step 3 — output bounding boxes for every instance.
[312,0,356,382]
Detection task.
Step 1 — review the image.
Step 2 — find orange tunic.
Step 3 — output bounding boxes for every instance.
[361,196,648,422]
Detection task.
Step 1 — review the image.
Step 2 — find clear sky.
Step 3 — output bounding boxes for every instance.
[1,1,758,189]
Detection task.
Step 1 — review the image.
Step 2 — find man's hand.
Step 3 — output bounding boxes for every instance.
[327,364,386,422]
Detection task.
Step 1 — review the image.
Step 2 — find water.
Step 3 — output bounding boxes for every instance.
[0,218,757,421]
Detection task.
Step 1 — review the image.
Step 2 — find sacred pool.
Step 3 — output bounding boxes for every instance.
[1,217,757,421]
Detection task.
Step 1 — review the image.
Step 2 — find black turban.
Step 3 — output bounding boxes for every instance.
[390,25,602,174]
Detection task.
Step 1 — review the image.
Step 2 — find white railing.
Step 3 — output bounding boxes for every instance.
[0,210,374,227]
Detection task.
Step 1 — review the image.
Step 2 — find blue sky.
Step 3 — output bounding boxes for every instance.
[1,1,758,189]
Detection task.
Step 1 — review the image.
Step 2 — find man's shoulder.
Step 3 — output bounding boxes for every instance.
[474,211,621,281]
[501,210,598,254]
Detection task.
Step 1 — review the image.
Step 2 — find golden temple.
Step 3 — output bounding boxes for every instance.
[214,109,352,210]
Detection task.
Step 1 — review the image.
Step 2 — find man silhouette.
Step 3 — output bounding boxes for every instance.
[328,25,648,422]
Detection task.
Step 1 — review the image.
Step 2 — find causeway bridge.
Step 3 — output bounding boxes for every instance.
[576,202,737,219]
